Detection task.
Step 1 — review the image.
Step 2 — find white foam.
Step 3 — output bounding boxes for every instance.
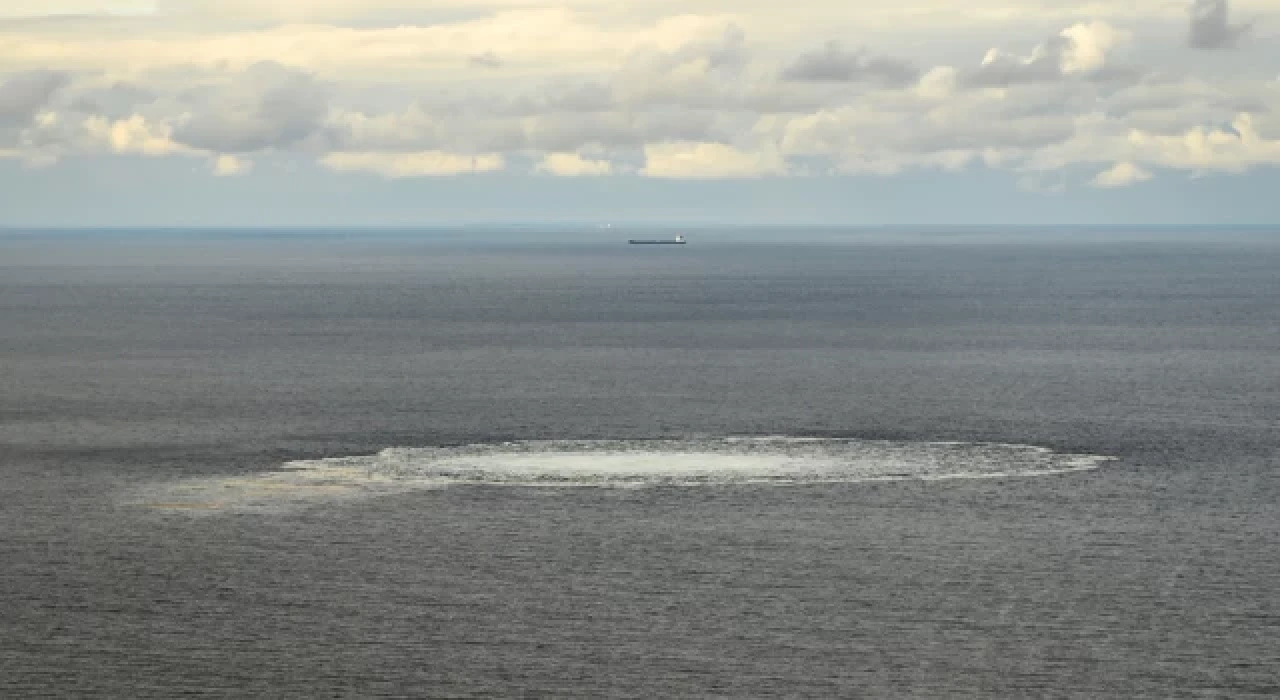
[127,437,1114,514]
[430,452,801,477]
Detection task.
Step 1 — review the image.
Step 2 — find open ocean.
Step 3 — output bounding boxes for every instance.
[2,227,1278,698]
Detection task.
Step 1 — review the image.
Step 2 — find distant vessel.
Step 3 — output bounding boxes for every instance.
[629,234,686,245]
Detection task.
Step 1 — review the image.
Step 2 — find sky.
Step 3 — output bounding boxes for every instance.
[1,0,1278,226]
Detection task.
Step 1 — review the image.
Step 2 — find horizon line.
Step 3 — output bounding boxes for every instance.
[2,223,1279,232]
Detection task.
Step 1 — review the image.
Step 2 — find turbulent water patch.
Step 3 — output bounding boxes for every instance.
[128,437,1113,514]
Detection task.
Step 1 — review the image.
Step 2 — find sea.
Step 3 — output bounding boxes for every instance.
[2,226,1277,698]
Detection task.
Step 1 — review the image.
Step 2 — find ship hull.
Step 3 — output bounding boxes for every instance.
[628,240,686,245]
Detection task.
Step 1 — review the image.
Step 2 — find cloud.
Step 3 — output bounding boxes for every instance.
[915,67,958,100]
[1058,21,1131,74]
[526,110,728,152]
[212,153,252,175]
[318,24,758,157]
[781,41,919,86]
[84,114,186,155]
[0,1,1200,36]
[0,8,738,80]
[613,22,752,108]
[770,85,1082,176]
[66,81,155,119]
[1091,161,1152,187]
[320,150,505,177]
[961,21,1135,87]
[1128,113,1280,173]
[1189,0,1250,49]
[499,81,614,116]
[327,106,444,152]
[0,109,78,164]
[642,141,785,178]
[537,152,612,176]
[172,62,329,153]
[0,1,158,19]
[3,5,1279,189]
[0,71,69,125]
[469,51,502,69]
[81,112,257,181]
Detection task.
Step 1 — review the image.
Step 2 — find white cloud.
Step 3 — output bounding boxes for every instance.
[642,141,785,178]
[1058,21,1132,74]
[212,153,252,175]
[916,67,958,100]
[320,150,505,177]
[962,21,1134,87]
[537,152,612,176]
[1128,113,1280,173]
[1091,161,1152,187]
[84,114,186,155]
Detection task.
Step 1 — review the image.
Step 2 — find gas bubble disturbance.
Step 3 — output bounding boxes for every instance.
[126,436,1114,514]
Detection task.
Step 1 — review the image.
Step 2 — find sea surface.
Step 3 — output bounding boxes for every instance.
[2,227,1278,698]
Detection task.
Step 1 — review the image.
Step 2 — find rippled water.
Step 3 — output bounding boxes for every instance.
[3,231,1279,698]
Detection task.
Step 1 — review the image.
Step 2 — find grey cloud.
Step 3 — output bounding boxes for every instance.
[1189,0,1250,49]
[879,93,1080,154]
[1255,111,1280,140]
[1095,77,1274,134]
[773,83,1116,175]
[0,71,69,126]
[521,110,726,152]
[915,113,1077,152]
[451,119,528,153]
[1088,65,1147,86]
[691,24,749,75]
[67,82,157,119]
[626,23,749,78]
[330,104,726,155]
[1098,77,1212,113]
[500,81,615,117]
[606,26,763,111]
[542,82,614,113]
[323,110,440,152]
[781,41,919,86]
[173,62,329,153]
[469,52,502,69]
[0,14,154,30]
[1100,75,1268,111]
[434,69,814,124]
[519,113,647,152]
[327,105,525,154]
[402,81,615,129]
[454,25,829,119]
[950,83,1099,124]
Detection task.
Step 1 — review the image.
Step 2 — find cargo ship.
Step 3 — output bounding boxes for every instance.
[628,234,686,245]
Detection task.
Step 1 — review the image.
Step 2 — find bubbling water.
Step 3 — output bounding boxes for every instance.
[128,436,1113,514]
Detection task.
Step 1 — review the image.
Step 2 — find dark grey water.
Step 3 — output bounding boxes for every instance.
[2,229,1278,697]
